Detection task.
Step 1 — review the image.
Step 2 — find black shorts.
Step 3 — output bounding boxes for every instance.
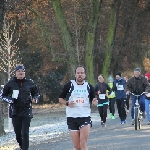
[67,116,92,131]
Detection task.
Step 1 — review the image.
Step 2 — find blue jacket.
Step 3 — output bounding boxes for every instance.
[113,78,126,99]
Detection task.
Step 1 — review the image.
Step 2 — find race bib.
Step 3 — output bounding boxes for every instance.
[12,90,19,99]
[99,94,105,99]
[73,96,85,106]
[117,85,124,90]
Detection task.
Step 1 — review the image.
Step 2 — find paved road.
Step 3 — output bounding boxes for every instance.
[28,112,150,150]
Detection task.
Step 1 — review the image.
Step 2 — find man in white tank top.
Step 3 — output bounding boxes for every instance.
[59,66,97,150]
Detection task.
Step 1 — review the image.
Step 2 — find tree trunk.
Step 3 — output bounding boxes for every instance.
[112,0,140,73]
[85,0,102,85]
[121,0,140,46]
[51,0,77,77]
[0,0,5,136]
[0,0,4,31]
[102,0,120,78]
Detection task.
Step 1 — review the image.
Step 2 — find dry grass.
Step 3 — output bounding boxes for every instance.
[32,103,65,109]
[2,103,65,118]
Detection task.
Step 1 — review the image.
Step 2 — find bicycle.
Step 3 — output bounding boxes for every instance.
[130,92,145,130]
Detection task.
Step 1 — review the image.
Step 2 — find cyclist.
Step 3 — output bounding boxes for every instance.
[125,68,149,125]
[94,74,112,127]
[107,76,116,119]
[113,72,127,124]
[59,65,98,150]
[144,73,150,125]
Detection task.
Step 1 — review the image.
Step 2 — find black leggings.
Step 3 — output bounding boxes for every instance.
[109,98,116,116]
[12,116,31,150]
[98,104,108,123]
[116,99,127,121]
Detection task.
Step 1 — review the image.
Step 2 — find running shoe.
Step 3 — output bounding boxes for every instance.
[126,109,129,113]
[101,121,103,125]
[120,120,126,124]
[111,116,115,119]
[131,119,135,125]
[110,113,113,118]
[123,120,127,124]
[148,121,150,125]
[120,121,123,124]
[102,123,106,127]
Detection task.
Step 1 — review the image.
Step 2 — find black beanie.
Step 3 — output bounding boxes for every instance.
[116,72,121,77]
[15,65,25,72]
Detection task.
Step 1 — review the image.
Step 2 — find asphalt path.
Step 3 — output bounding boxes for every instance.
[28,111,150,150]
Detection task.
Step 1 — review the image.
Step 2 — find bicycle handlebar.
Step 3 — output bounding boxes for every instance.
[130,92,145,97]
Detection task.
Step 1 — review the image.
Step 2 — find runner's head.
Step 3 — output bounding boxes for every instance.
[15,64,25,79]
[116,72,122,80]
[98,74,104,83]
[134,68,141,78]
[75,65,86,84]
[108,76,113,83]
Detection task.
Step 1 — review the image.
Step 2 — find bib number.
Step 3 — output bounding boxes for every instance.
[12,90,19,99]
[73,97,85,106]
[117,85,124,90]
[99,94,105,99]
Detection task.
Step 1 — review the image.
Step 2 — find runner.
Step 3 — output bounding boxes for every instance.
[94,74,112,127]
[0,64,40,150]
[107,76,116,119]
[59,65,97,150]
[114,72,127,124]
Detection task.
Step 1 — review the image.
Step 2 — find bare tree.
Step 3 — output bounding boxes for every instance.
[85,0,102,84]
[51,0,77,77]
[0,15,21,78]
[0,0,5,136]
[102,0,120,78]
[0,15,21,133]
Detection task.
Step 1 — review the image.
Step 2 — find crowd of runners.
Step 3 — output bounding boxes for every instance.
[94,68,150,127]
[59,66,150,150]
[1,64,150,150]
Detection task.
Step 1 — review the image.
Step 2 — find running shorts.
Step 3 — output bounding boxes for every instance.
[67,116,92,131]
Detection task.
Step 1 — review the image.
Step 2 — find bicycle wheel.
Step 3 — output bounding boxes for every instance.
[135,107,138,130]
[138,112,142,129]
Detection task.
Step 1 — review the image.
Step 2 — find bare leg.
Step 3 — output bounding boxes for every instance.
[80,125,90,150]
[70,130,80,150]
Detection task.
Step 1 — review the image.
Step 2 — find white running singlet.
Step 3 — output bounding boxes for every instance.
[66,80,91,117]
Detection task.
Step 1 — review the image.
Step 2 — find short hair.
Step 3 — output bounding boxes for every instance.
[98,74,104,78]
[116,72,122,77]
[74,65,86,74]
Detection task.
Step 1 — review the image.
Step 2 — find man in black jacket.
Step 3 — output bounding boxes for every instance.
[0,64,40,150]
[125,68,149,125]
